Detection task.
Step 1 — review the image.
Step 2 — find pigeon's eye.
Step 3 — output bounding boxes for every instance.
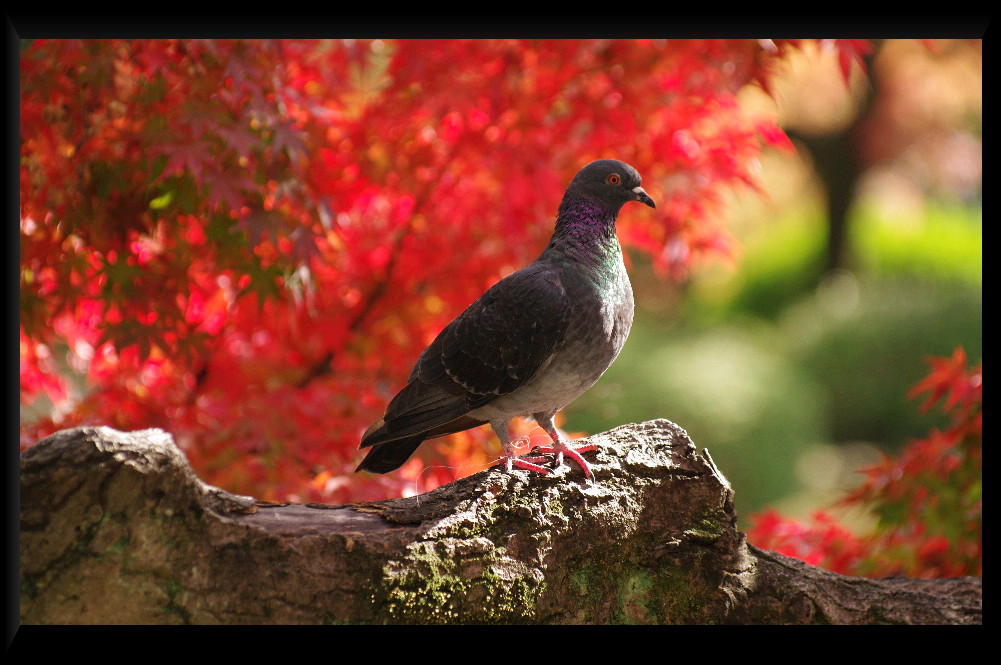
[606,173,621,185]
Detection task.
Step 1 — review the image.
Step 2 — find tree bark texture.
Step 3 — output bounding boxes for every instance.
[19,421,981,624]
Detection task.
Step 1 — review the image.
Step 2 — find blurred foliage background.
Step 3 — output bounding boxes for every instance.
[565,39,982,526]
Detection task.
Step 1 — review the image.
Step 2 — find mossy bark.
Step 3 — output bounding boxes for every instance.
[19,421,980,624]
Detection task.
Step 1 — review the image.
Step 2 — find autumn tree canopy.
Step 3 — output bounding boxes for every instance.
[21,38,877,503]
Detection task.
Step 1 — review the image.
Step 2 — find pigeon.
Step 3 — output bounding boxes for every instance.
[356,159,655,480]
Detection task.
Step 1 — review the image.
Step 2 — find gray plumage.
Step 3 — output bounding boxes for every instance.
[356,159,655,479]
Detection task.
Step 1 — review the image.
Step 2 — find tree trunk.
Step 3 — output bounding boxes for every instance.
[18,421,981,625]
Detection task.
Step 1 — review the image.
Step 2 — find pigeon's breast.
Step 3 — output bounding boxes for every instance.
[473,262,633,420]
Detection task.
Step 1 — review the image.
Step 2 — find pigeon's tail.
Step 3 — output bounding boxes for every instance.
[355,435,426,474]
[356,414,488,474]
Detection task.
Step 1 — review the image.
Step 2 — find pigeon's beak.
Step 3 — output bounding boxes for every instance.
[632,186,656,208]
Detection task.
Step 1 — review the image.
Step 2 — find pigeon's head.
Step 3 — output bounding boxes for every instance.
[569,159,656,211]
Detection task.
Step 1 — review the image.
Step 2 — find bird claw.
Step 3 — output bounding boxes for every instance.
[557,444,596,481]
[532,443,598,455]
[505,442,598,480]
[504,455,550,475]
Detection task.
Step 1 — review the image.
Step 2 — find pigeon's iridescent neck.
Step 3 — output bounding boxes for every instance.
[549,195,622,265]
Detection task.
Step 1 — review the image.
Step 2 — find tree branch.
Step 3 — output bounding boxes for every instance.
[19,421,980,624]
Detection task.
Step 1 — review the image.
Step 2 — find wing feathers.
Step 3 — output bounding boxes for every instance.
[358,262,572,471]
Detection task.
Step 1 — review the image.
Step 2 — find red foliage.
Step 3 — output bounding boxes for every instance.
[749,348,982,578]
[749,508,868,573]
[20,38,868,502]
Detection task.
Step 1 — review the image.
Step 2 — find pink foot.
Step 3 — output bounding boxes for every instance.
[495,434,551,475]
[512,458,551,475]
[500,455,551,475]
[533,442,598,480]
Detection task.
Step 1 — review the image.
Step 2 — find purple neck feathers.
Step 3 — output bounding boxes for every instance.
[549,193,622,262]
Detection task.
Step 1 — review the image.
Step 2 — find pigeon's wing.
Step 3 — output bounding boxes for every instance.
[416,263,573,401]
[360,263,572,449]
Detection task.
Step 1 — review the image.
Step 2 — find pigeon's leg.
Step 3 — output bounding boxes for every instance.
[490,420,550,475]
[532,412,598,480]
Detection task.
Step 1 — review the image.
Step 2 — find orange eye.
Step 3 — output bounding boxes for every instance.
[606,173,621,185]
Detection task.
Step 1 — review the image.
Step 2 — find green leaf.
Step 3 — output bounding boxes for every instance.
[149,191,174,210]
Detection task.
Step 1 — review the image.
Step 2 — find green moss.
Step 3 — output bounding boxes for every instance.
[322,613,349,625]
[684,515,725,545]
[370,490,563,624]
[161,579,190,623]
[647,563,716,624]
[373,487,730,624]
[20,576,40,602]
[380,537,544,624]
[377,542,713,625]
[618,570,654,623]
[570,568,591,595]
[566,523,726,625]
